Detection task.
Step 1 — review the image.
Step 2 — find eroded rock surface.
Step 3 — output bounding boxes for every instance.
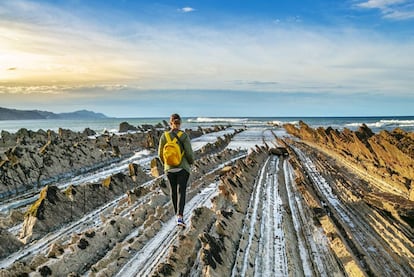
[18,169,148,244]
[284,121,414,221]
[0,228,23,259]
[0,124,230,200]
[284,121,414,198]
[3,122,412,276]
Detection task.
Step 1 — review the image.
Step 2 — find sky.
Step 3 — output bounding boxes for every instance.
[0,0,413,118]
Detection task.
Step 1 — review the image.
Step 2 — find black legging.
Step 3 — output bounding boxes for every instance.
[167,170,190,216]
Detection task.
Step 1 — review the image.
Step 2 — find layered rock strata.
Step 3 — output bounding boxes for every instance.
[286,139,414,275]
[0,124,229,200]
[151,146,269,276]
[0,128,148,199]
[19,166,149,243]
[0,145,245,276]
[284,121,414,222]
[284,121,413,198]
[0,123,242,271]
[0,228,23,259]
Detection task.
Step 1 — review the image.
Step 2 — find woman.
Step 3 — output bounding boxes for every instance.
[158,113,195,227]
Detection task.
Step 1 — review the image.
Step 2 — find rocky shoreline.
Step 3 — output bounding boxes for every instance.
[0,121,413,276]
[284,121,414,199]
[0,121,228,200]
[284,121,414,222]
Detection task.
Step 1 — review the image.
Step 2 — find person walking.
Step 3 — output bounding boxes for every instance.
[158,113,194,227]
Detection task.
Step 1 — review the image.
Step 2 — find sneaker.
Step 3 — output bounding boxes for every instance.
[177,217,186,227]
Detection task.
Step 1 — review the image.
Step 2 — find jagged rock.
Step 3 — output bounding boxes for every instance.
[284,122,414,221]
[0,124,228,200]
[82,128,96,137]
[31,216,134,277]
[19,169,146,243]
[0,209,24,229]
[269,147,288,156]
[2,124,243,276]
[150,157,163,177]
[128,163,149,184]
[140,124,154,131]
[47,243,65,258]
[0,228,24,259]
[364,191,414,219]
[127,186,151,204]
[0,129,140,200]
[20,185,70,243]
[119,122,138,133]
[199,232,224,269]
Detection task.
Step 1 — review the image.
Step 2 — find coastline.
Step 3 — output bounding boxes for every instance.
[0,120,413,276]
[1,115,413,134]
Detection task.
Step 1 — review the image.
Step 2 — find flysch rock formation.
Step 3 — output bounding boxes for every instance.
[18,169,149,244]
[0,127,149,200]
[0,123,243,274]
[284,121,414,198]
[284,121,414,221]
[0,124,229,200]
[0,148,245,276]
[151,147,269,277]
[1,121,413,276]
[0,123,235,261]
[283,137,414,276]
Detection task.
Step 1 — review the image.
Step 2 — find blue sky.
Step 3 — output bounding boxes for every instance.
[0,0,413,117]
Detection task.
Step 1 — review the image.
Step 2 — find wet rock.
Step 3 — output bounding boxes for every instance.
[151,207,216,277]
[20,185,70,243]
[82,128,96,137]
[34,216,134,276]
[140,124,155,131]
[150,157,163,177]
[2,125,245,275]
[77,238,89,249]
[38,265,52,276]
[364,192,414,222]
[199,233,224,269]
[0,124,229,200]
[0,209,24,229]
[284,122,414,211]
[269,147,289,156]
[19,169,144,243]
[0,227,24,259]
[127,186,151,204]
[0,129,149,200]
[119,122,138,132]
[47,243,65,258]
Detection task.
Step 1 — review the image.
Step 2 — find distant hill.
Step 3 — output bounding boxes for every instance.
[0,107,108,120]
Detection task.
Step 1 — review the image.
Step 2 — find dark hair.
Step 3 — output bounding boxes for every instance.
[170,113,181,123]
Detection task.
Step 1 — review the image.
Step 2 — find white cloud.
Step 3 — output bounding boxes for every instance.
[383,8,414,19]
[1,0,413,100]
[357,0,414,20]
[179,7,195,13]
[358,0,407,9]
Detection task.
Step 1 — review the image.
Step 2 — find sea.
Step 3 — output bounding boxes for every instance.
[0,116,413,135]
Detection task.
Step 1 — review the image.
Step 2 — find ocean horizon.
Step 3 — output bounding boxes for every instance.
[1,116,413,135]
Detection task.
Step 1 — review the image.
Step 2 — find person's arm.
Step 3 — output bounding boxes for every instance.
[183,133,195,164]
[158,133,166,164]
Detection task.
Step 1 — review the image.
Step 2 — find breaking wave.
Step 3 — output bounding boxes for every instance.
[187,117,249,123]
[345,119,414,129]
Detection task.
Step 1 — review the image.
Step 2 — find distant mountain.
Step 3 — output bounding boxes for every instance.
[56,110,108,120]
[0,107,108,120]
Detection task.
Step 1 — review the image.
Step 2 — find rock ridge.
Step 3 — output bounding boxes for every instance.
[284,121,414,200]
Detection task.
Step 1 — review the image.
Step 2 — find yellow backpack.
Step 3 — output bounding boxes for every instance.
[163,131,184,166]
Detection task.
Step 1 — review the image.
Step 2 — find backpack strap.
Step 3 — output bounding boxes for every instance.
[167,130,185,151]
[165,131,173,143]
